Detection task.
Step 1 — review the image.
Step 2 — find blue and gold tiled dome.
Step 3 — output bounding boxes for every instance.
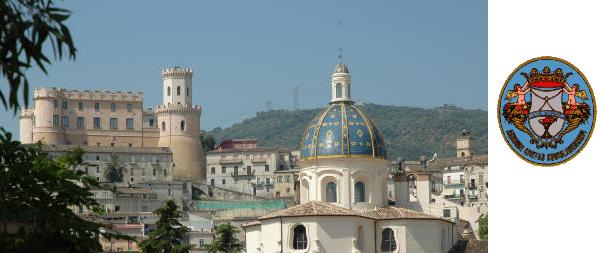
[301,102,386,160]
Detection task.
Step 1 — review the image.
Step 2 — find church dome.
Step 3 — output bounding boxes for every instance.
[301,102,386,160]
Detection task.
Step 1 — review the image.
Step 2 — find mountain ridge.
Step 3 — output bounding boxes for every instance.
[207,103,487,160]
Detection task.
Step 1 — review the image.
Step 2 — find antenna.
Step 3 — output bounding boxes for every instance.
[337,46,344,63]
[292,86,299,111]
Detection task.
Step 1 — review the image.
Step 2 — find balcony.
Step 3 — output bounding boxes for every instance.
[251,157,267,163]
[219,158,243,164]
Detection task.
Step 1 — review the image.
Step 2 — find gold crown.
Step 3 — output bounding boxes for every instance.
[520,66,572,84]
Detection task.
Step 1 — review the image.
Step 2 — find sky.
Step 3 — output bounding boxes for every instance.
[0,0,487,135]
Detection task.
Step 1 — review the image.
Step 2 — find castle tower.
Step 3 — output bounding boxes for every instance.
[19,108,34,144]
[156,67,205,182]
[28,88,67,144]
[457,129,472,158]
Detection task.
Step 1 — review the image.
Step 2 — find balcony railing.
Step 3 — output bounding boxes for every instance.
[219,158,243,164]
[251,157,267,163]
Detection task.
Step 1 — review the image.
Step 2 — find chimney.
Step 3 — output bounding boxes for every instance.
[393,174,410,206]
[416,173,432,211]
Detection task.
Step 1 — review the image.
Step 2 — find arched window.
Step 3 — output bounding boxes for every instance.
[381,228,397,251]
[326,182,337,202]
[161,121,166,131]
[293,225,308,249]
[177,86,181,96]
[335,83,342,98]
[180,120,186,131]
[167,86,171,96]
[355,181,366,202]
[186,87,189,96]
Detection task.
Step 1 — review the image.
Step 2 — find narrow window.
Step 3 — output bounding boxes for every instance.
[355,181,366,202]
[77,117,85,128]
[265,165,269,172]
[180,120,186,131]
[335,83,342,98]
[62,101,68,109]
[186,87,189,96]
[221,167,226,173]
[149,118,154,127]
[167,86,171,96]
[381,228,397,251]
[61,116,69,128]
[53,100,59,108]
[210,179,215,186]
[53,114,59,127]
[110,118,118,129]
[161,121,166,131]
[78,102,84,111]
[177,86,181,96]
[211,167,215,174]
[293,225,308,249]
[127,103,133,112]
[222,179,226,185]
[126,118,134,129]
[326,182,337,202]
[93,117,101,129]
[111,103,116,112]
[95,103,100,111]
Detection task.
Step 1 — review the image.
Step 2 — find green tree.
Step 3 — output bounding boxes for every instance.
[1,0,76,113]
[139,200,191,253]
[200,132,216,151]
[0,128,119,253]
[477,213,488,240]
[203,223,244,253]
[104,153,127,184]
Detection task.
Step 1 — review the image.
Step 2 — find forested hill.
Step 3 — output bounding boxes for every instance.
[207,104,487,160]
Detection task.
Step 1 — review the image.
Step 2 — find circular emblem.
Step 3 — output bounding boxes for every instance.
[498,56,595,166]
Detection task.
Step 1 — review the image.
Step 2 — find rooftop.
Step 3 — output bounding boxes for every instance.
[252,201,449,223]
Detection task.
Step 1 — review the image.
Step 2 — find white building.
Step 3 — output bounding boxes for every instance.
[206,139,295,198]
[243,62,457,253]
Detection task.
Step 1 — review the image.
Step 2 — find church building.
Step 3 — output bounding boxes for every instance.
[243,62,457,253]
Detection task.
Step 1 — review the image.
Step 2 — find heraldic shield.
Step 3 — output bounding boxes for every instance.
[526,67,566,147]
[499,57,595,166]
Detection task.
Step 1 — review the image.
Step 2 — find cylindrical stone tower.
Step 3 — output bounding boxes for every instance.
[156,67,205,182]
[31,87,66,144]
[19,108,34,144]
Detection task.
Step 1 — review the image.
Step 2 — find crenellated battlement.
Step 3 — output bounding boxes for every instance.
[33,87,144,101]
[19,107,34,118]
[154,103,202,114]
[162,67,193,79]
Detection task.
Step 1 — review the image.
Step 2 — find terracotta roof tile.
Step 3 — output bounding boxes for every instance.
[363,206,440,220]
[257,201,365,220]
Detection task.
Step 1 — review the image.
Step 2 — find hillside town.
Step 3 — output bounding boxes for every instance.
[16,62,488,253]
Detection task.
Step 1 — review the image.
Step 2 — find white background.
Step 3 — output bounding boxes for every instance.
[490,0,599,251]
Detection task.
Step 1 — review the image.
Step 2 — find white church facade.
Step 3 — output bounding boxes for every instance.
[243,62,457,253]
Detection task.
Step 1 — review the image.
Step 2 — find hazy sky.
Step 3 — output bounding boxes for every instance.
[0,0,487,135]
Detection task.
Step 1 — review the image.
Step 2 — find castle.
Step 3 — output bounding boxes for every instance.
[19,67,206,182]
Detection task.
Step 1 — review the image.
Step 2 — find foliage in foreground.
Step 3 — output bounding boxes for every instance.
[0,129,114,253]
[477,213,488,240]
[0,0,76,113]
[139,200,191,253]
[202,223,245,253]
